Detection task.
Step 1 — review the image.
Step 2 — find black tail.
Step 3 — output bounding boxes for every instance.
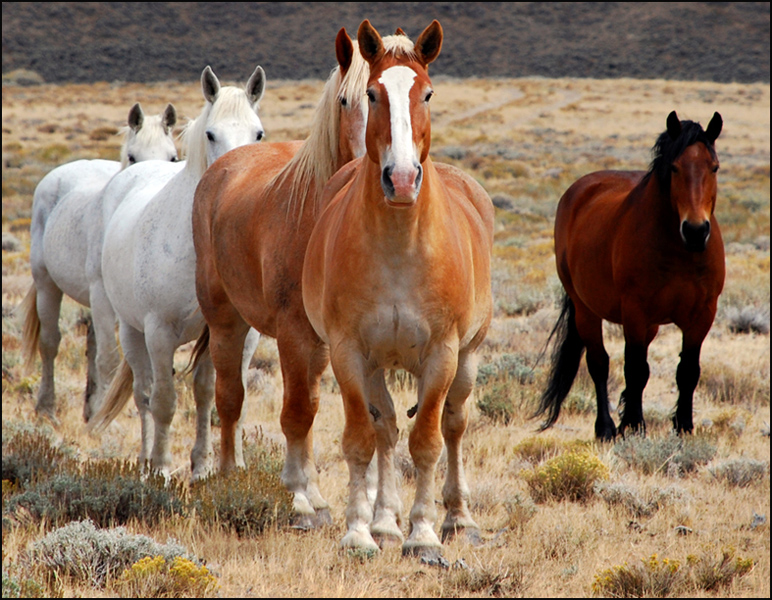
[532,294,585,430]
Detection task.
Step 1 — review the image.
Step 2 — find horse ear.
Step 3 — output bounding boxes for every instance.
[335,27,354,75]
[201,66,220,104]
[246,65,266,104]
[162,103,177,132]
[128,103,144,132]
[394,27,407,36]
[705,112,723,143]
[415,20,443,67]
[666,110,681,140]
[358,19,383,64]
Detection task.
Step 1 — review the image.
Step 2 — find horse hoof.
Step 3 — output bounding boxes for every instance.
[341,528,380,552]
[441,524,484,546]
[402,542,444,562]
[314,507,333,526]
[372,529,404,548]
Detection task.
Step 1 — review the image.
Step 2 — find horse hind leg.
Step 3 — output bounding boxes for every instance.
[190,345,215,481]
[573,307,617,440]
[32,280,64,421]
[440,350,482,545]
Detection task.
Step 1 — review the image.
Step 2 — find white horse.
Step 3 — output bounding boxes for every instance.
[89,64,265,480]
[21,103,179,422]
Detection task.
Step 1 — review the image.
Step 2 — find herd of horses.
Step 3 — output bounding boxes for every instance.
[18,20,725,557]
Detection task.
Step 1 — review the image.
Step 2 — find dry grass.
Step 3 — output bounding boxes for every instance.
[2,76,769,597]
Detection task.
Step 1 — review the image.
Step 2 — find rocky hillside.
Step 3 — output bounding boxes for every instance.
[2,2,769,84]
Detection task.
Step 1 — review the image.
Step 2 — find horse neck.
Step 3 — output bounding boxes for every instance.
[358,157,442,250]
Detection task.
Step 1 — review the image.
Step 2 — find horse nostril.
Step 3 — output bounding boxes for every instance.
[381,165,395,198]
[681,220,711,252]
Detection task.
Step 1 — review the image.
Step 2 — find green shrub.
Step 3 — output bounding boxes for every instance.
[524,448,609,503]
[190,433,292,537]
[114,555,218,598]
[4,460,186,529]
[27,519,196,589]
[477,383,517,425]
[612,433,717,476]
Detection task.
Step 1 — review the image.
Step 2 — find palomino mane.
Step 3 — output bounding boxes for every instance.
[118,114,173,169]
[270,40,369,218]
[272,34,413,218]
[645,119,718,194]
[180,86,260,180]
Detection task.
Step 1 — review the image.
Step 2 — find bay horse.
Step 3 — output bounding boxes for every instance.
[302,20,494,555]
[192,27,370,521]
[534,111,724,440]
[88,64,266,481]
[21,102,178,423]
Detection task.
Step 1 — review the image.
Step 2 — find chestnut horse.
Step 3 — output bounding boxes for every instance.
[535,111,724,440]
[192,28,371,525]
[303,20,494,555]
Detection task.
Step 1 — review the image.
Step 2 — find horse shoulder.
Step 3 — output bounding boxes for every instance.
[432,161,494,241]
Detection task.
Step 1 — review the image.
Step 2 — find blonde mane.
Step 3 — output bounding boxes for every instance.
[179,86,260,180]
[273,34,416,218]
[269,41,369,218]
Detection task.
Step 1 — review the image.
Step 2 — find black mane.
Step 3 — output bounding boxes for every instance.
[645,118,718,193]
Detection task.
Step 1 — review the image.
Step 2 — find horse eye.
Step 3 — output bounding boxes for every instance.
[128,155,136,164]
[366,90,375,103]
[425,90,434,102]
[206,131,215,142]
[170,156,178,162]
[256,131,264,141]
[712,165,719,173]
[670,165,679,174]
[340,97,348,107]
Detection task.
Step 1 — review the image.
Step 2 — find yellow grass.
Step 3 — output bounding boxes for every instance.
[2,76,769,597]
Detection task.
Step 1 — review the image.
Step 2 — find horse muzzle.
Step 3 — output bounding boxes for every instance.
[381,162,423,205]
[681,219,711,252]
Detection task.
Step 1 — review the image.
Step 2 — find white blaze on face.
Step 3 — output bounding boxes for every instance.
[379,65,420,199]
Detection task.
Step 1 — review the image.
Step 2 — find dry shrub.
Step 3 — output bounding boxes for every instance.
[708,457,769,487]
[592,554,685,597]
[592,548,755,597]
[524,448,609,503]
[699,361,769,406]
[189,432,292,537]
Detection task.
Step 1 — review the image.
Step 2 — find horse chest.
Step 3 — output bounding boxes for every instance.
[358,301,432,372]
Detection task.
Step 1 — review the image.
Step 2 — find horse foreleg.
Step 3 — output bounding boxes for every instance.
[331,342,378,550]
[440,350,481,544]
[403,347,457,558]
[119,322,154,463]
[277,324,331,527]
[673,325,710,434]
[367,371,403,546]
